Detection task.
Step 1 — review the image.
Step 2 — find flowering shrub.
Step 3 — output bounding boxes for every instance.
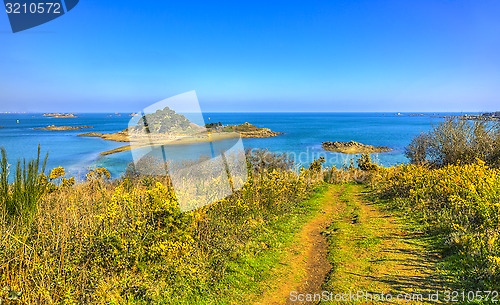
[376,159,500,289]
[86,167,111,181]
[357,153,379,171]
[0,150,322,303]
[49,166,65,180]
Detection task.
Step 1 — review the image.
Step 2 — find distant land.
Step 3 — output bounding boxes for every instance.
[206,122,285,138]
[454,111,500,121]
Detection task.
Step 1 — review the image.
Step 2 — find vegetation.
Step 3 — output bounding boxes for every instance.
[374,159,500,291]
[0,148,326,304]
[205,122,222,129]
[375,118,500,291]
[0,145,48,220]
[2,117,500,303]
[405,118,500,167]
[131,107,196,134]
[322,184,441,302]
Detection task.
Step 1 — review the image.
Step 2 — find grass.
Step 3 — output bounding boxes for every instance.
[321,184,446,304]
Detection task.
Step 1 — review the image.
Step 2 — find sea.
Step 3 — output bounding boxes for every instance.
[0,112,469,180]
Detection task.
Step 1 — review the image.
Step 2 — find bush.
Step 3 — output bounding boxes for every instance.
[357,153,379,171]
[376,160,500,289]
[246,148,294,173]
[405,118,500,168]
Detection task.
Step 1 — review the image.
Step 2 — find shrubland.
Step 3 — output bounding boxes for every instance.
[373,118,500,290]
[2,118,500,303]
[0,148,331,304]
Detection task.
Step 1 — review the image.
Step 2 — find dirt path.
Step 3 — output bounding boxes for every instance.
[256,184,447,305]
[256,186,343,305]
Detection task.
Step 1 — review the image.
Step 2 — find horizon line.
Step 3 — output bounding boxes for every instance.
[0,110,494,114]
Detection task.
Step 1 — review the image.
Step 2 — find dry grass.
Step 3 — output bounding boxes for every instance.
[0,150,327,304]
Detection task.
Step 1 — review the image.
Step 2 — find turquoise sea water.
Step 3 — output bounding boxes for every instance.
[0,112,467,179]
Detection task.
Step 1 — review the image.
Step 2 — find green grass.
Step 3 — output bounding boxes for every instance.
[321,184,447,304]
[373,195,498,305]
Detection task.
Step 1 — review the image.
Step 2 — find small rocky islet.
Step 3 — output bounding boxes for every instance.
[34,125,93,131]
[322,141,392,154]
[209,122,285,138]
[42,113,78,118]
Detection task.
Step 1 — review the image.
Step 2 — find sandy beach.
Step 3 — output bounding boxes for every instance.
[99,132,241,155]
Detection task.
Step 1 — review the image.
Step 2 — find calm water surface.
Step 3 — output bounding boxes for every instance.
[0,112,467,179]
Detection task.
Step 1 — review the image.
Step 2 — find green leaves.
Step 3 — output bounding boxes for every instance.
[0,144,48,220]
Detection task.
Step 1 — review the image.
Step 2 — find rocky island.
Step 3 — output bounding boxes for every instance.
[42,113,77,118]
[207,122,284,138]
[322,141,393,154]
[35,125,93,131]
[79,107,283,155]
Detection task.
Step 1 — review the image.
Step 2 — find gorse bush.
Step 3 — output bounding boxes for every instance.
[406,118,500,168]
[376,159,500,289]
[356,153,379,171]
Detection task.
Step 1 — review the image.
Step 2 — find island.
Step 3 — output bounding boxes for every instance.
[42,113,77,118]
[34,125,93,131]
[322,141,393,154]
[207,122,284,138]
[78,107,284,155]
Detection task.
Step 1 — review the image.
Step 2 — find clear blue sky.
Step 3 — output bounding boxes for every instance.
[1,0,499,112]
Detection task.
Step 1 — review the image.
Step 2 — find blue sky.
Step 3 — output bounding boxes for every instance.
[0,0,499,112]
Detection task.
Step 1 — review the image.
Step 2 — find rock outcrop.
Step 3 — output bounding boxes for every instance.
[322,141,392,154]
[224,122,284,138]
[35,125,93,131]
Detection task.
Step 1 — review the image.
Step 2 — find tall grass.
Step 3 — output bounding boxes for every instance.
[0,145,48,220]
[376,161,500,290]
